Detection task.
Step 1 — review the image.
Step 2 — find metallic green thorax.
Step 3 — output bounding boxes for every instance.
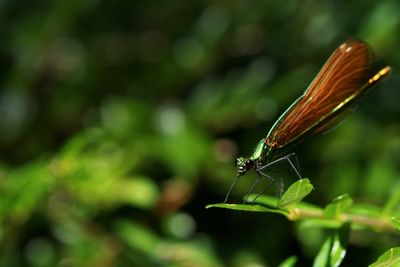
[252,139,266,160]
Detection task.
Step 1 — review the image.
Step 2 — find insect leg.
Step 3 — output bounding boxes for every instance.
[224,173,241,203]
[250,171,276,202]
[258,153,302,179]
[290,153,302,176]
[285,153,302,178]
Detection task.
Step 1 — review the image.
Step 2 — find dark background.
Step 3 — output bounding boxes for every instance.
[1,0,399,266]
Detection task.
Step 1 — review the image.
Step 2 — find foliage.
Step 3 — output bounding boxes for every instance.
[208,179,400,265]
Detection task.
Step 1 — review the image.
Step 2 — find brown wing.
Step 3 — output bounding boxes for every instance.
[266,40,373,149]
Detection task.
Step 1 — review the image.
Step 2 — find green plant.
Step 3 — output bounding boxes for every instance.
[207,179,400,266]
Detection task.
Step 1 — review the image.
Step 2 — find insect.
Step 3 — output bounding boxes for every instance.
[224,40,391,203]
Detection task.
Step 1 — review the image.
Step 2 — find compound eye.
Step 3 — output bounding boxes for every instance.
[245,159,254,168]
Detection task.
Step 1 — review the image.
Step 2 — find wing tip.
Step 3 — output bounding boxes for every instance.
[368,66,392,85]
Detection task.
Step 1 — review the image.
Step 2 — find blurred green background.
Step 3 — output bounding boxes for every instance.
[1,0,399,266]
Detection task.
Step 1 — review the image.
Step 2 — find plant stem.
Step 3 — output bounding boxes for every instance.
[288,208,394,232]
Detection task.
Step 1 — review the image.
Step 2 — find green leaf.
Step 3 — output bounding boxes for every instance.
[277,178,314,209]
[248,194,279,208]
[253,194,320,211]
[324,194,353,219]
[370,247,400,267]
[391,217,400,231]
[312,223,350,267]
[205,203,288,216]
[278,255,297,267]
[313,236,331,267]
[330,222,350,267]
